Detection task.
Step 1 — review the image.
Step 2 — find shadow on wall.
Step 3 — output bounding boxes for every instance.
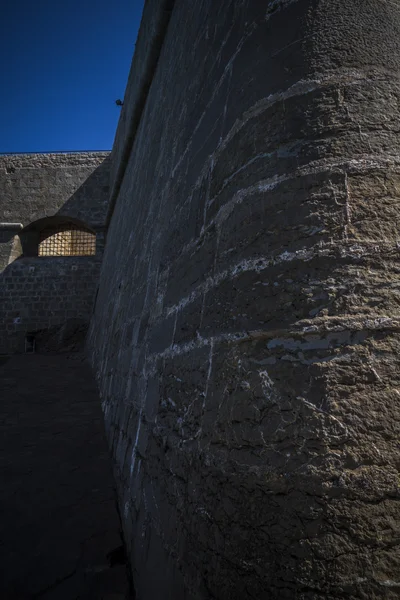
[54,156,112,229]
[31,318,89,353]
[0,156,111,354]
[0,155,111,271]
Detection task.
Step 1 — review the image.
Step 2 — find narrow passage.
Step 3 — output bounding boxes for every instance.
[0,354,131,600]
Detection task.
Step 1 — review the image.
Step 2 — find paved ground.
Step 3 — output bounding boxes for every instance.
[0,353,132,600]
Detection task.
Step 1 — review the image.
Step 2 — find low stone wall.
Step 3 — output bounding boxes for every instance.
[0,256,100,354]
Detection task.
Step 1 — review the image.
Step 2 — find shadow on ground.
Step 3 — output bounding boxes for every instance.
[0,353,133,600]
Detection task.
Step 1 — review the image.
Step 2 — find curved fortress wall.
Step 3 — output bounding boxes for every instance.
[0,152,110,353]
[89,1,400,598]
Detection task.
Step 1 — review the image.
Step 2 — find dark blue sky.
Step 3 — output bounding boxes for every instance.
[0,0,144,153]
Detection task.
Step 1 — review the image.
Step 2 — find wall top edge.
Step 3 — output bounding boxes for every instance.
[0,150,111,157]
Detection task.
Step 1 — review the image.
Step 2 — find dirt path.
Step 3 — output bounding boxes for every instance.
[0,353,132,600]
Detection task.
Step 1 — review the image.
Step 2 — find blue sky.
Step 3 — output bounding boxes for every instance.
[0,0,144,153]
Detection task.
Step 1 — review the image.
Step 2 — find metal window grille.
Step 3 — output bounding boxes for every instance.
[38,224,96,256]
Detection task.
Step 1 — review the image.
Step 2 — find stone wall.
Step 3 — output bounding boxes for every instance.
[0,152,110,353]
[107,0,174,227]
[0,151,110,269]
[0,152,110,225]
[0,256,101,354]
[89,1,400,598]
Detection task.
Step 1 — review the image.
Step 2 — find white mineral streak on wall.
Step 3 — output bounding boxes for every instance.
[144,315,400,369]
[130,409,143,479]
[162,154,400,297]
[87,1,400,595]
[265,0,301,21]
[164,237,398,321]
[216,69,387,155]
[259,369,276,399]
[161,69,396,245]
[170,23,257,181]
[196,338,215,443]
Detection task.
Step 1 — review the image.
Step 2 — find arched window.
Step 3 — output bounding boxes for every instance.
[38,223,96,256]
[19,216,98,258]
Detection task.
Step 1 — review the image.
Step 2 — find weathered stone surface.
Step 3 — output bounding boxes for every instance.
[0,152,110,238]
[0,256,101,354]
[88,1,400,598]
[0,152,110,353]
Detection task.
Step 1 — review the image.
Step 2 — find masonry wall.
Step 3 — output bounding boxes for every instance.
[0,152,110,353]
[0,256,101,354]
[0,152,110,230]
[89,1,400,598]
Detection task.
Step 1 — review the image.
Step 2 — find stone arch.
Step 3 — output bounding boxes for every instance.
[20,216,97,257]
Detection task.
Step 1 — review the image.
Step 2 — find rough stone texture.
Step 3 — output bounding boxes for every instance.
[0,152,110,228]
[108,0,174,223]
[33,318,89,353]
[88,1,400,598]
[0,257,101,354]
[0,229,21,274]
[0,151,110,270]
[0,152,110,353]
[0,353,132,599]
